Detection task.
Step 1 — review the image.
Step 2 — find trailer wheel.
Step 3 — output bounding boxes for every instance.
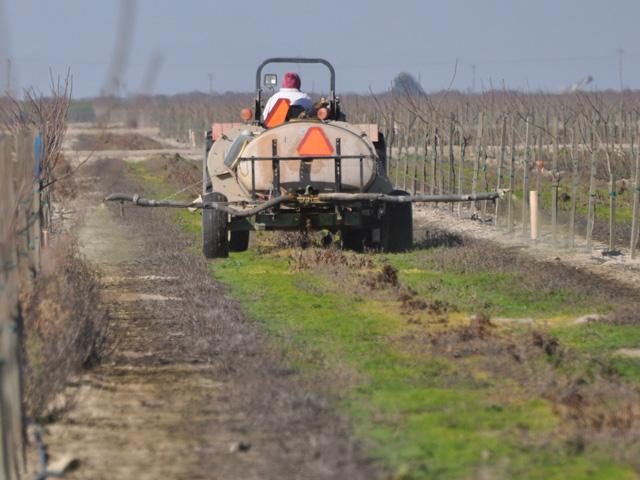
[381,190,413,253]
[341,229,369,252]
[202,192,229,259]
[230,231,250,252]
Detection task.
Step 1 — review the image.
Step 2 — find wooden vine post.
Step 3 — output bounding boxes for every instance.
[430,128,439,195]
[522,116,531,236]
[605,122,617,252]
[448,114,455,213]
[551,116,560,245]
[495,114,507,225]
[586,120,597,250]
[568,125,579,249]
[507,119,516,232]
[472,112,483,213]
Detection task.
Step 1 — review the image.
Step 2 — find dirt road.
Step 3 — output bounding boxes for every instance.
[37,155,376,479]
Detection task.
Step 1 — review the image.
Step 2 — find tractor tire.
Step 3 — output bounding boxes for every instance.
[202,192,229,259]
[341,229,368,252]
[229,231,250,252]
[381,190,413,253]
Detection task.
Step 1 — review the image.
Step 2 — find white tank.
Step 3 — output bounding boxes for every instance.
[236,122,377,194]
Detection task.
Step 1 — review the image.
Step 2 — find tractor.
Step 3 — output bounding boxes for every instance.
[107,58,500,258]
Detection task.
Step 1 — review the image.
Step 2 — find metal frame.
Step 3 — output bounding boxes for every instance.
[241,137,368,198]
[254,57,338,122]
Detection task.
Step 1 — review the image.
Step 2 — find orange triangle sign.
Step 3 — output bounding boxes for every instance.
[264,98,290,128]
[297,127,334,157]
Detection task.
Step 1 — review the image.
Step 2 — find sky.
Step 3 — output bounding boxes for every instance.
[1,0,639,98]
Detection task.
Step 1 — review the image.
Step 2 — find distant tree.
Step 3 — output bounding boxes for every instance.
[392,72,424,96]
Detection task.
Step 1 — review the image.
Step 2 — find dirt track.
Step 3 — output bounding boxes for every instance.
[37,154,376,479]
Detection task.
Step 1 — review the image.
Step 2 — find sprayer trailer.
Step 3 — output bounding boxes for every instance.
[106,58,501,258]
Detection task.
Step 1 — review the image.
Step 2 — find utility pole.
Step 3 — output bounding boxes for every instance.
[617,48,624,91]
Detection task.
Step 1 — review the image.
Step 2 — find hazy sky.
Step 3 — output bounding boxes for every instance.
[2,0,639,98]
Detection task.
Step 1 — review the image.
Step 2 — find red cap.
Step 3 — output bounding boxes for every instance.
[282,72,301,89]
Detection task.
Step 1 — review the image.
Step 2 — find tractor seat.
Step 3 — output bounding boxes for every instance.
[287,104,308,120]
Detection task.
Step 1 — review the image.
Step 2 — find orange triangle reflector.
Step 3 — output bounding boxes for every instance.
[297,127,334,157]
[264,98,290,128]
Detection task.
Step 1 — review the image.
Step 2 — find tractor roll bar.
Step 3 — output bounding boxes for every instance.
[254,57,337,121]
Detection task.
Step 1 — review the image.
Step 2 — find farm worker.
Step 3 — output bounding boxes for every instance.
[262,72,312,120]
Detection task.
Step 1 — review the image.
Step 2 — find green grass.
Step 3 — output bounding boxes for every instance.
[210,250,634,479]
[383,250,605,320]
[552,323,640,382]
[129,160,639,480]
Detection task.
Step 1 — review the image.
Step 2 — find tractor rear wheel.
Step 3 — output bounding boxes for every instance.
[381,190,413,253]
[229,231,250,252]
[202,192,229,259]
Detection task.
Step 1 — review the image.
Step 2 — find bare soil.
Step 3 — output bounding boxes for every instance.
[72,132,167,151]
[34,154,377,479]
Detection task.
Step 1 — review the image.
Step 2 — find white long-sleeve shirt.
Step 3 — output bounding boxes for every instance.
[262,88,313,120]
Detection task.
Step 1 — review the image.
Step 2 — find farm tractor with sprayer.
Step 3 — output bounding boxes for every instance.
[107,58,502,258]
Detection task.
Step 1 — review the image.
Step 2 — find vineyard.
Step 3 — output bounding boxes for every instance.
[133,89,640,256]
[1,85,640,478]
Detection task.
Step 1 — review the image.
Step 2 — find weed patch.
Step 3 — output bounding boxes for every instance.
[20,237,109,419]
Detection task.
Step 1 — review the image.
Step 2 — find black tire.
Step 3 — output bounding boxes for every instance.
[202,192,229,259]
[381,190,413,253]
[341,229,368,252]
[230,231,250,252]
